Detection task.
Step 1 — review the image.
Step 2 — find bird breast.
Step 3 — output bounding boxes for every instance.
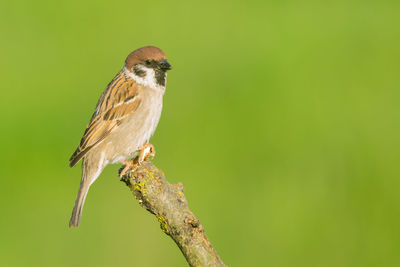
[106,86,164,164]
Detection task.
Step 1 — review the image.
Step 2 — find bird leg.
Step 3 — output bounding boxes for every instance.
[119,143,156,178]
[137,143,156,164]
[119,160,136,178]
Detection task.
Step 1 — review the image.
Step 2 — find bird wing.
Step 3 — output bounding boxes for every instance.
[69,71,142,167]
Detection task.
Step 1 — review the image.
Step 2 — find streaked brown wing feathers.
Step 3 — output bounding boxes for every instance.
[69,71,141,167]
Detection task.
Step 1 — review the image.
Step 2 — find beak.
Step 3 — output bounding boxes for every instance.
[159,59,172,70]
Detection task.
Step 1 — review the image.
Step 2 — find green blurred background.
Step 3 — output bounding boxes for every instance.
[1,0,399,266]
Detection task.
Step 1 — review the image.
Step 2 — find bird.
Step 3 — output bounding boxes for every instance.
[68,46,172,227]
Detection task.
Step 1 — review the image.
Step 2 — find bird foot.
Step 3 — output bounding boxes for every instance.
[137,143,156,164]
[119,143,156,178]
[119,160,139,178]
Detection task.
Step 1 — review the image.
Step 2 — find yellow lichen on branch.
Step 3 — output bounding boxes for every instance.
[120,159,226,267]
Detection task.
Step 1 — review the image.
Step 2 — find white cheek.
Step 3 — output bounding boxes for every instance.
[123,66,165,91]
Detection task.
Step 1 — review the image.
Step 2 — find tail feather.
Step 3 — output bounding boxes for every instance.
[69,155,105,228]
[69,184,89,227]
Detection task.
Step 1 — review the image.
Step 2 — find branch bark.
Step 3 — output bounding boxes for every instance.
[120,159,226,267]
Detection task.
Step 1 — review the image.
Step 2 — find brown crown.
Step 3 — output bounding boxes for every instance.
[125,46,167,69]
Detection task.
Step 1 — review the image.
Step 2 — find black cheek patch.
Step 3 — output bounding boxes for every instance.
[133,65,146,77]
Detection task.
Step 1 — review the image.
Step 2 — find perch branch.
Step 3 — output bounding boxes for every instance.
[120,159,226,267]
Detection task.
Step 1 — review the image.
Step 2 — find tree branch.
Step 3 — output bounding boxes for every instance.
[120,159,226,267]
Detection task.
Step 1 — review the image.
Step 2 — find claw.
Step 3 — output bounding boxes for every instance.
[137,143,156,164]
[119,144,156,178]
[119,160,137,178]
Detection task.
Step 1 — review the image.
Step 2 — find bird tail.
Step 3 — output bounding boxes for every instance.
[69,156,103,227]
[69,183,89,227]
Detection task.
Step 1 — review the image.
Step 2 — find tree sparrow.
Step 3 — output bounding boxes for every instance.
[69,46,172,227]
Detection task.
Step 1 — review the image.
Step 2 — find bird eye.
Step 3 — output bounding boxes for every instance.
[145,60,151,66]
